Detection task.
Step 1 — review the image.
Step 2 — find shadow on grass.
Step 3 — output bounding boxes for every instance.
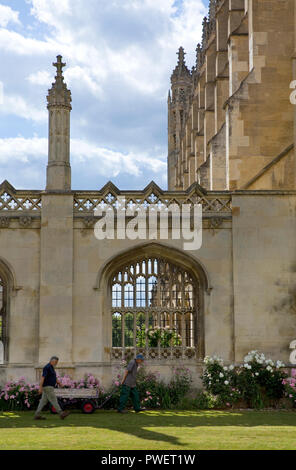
[1,410,296,447]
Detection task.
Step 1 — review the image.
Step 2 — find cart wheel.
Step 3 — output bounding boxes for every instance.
[82,401,95,414]
[50,399,63,414]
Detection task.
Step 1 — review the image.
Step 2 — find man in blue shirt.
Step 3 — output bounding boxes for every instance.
[34,356,70,420]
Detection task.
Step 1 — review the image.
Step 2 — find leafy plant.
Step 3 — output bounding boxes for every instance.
[202,351,287,409]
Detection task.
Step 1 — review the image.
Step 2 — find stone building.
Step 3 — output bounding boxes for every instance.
[168,0,296,191]
[0,0,296,387]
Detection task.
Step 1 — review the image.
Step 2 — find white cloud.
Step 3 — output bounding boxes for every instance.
[0,4,20,27]
[0,28,56,55]
[0,94,47,122]
[0,136,47,164]
[26,70,52,86]
[29,0,71,25]
[0,0,208,189]
[0,136,166,181]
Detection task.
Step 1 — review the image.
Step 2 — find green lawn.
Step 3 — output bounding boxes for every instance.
[0,410,296,450]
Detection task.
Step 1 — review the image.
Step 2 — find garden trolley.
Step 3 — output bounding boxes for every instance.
[52,388,114,414]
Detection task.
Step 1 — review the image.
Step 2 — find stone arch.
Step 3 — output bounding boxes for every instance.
[97,242,211,360]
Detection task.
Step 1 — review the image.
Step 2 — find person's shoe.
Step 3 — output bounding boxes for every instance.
[135,408,146,413]
[117,410,128,414]
[60,411,70,420]
[34,415,46,420]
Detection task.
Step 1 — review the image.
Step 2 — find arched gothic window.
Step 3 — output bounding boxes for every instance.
[111,257,198,361]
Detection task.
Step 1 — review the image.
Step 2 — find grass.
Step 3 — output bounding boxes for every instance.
[0,409,296,450]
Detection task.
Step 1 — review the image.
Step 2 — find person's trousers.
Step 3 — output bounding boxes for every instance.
[118,385,141,411]
[35,386,62,416]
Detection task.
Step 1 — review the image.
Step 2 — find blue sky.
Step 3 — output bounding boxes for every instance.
[0,0,208,190]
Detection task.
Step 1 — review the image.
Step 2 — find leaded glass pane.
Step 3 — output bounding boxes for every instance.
[111,257,197,358]
[124,313,134,347]
[112,283,121,308]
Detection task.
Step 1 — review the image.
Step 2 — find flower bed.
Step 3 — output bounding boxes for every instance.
[0,352,293,411]
[0,367,192,411]
[0,377,40,411]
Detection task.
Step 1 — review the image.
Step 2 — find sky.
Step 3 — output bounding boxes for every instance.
[0,0,209,190]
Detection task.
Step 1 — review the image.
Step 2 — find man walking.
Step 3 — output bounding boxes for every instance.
[34,356,70,420]
[118,354,146,414]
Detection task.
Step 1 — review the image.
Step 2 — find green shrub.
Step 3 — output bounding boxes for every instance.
[192,391,215,410]
[202,351,287,409]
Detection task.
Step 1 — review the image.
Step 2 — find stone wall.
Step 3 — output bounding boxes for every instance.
[0,184,295,388]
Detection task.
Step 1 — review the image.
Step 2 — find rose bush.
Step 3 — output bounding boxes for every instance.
[201,351,287,409]
[282,368,296,407]
[0,377,40,411]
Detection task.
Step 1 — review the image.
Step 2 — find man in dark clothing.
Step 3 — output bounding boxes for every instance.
[34,356,70,420]
[118,354,145,414]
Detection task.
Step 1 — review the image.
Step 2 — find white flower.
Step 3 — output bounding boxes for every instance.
[224,380,229,385]
[255,372,259,376]
[219,373,224,378]
[223,366,228,371]
[229,364,234,370]
[265,359,274,366]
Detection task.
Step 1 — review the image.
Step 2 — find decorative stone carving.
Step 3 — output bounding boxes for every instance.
[83,216,96,228]
[208,217,223,231]
[46,55,72,191]
[73,182,232,214]
[47,55,72,110]
[0,217,10,228]
[0,191,42,212]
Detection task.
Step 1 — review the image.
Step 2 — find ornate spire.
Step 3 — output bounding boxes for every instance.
[177,46,185,66]
[208,0,216,23]
[47,55,72,109]
[195,43,202,73]
[167,89,171,104]
[171,46,191,83]
[208,0,217,35]
[201,17,209,50]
